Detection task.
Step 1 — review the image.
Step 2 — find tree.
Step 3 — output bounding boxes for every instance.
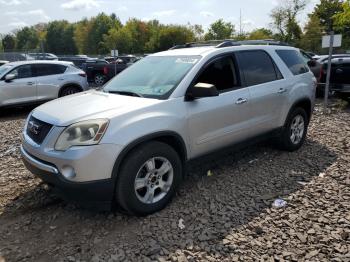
[204,19,235,40]
[103,27,132,54]
[2,34,16,51]
[248,28,274,40]
[46,21,78,54]
[299,14,323,52]
[15,27,39,50]
[270,0,308,44]
[334,0,350,28]
[158,25,195,51]
[86,13,122,54]
[189,24,205,41]
[313,0,344,31]
[74,19,90,54]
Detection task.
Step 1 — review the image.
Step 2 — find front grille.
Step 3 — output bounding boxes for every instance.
[26,116,52,145]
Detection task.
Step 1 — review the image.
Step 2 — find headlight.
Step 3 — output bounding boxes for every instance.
[55,119,109,151]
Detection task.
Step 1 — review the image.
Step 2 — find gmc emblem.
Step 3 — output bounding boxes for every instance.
[28,121,40,135]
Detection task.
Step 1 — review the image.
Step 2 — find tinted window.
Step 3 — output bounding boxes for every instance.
[196,56,239,92]
[236,50,279,86]
[9,65,33,79]
[276,50,309,75]
[34,64,67,76]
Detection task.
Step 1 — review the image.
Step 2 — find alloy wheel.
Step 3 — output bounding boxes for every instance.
[134,157,174,204]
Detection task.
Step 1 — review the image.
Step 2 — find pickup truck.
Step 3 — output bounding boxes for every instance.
[82,59,128,86]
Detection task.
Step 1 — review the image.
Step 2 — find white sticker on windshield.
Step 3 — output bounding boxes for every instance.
[175,58,198,64]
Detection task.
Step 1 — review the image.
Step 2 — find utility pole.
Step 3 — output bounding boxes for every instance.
[324,31,334,113]
[239,9,243,38]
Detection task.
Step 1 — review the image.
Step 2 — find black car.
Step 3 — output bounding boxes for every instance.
[58,56,88,69]
[318,57,350,102]
[299,50,322,79]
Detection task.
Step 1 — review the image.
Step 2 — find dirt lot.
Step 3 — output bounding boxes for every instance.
[0,101,349,262]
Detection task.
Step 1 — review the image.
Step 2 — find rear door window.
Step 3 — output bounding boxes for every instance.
[276,50,309,75]
[33,64,67,77]
[236,50,281,86]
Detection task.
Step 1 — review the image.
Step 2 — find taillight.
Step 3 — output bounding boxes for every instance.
[79,73,86,77]
[103,66,108,75]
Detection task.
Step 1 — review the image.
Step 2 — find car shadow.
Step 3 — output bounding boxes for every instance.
[0,105,35,120]
[0,138,337,261]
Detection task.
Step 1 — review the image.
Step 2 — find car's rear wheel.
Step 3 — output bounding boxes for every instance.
[60,86,81,97]
[94,74,106,86]
[278,107,308,151]
[115,141,182,216]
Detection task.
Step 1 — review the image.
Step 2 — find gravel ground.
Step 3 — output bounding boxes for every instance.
[0,100,349,262]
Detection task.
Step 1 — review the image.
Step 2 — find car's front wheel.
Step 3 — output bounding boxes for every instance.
[115,141,182,216]
[60,86,81,97]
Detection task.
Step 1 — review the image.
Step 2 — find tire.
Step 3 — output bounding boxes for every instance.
[278,107,308,152]
[115,141,182,216]
[94,74,106,86]
[59,86,80,97]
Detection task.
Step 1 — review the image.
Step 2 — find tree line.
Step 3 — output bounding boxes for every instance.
[0,0,349,55]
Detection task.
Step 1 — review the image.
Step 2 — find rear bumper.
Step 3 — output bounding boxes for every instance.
[21,145,114,210]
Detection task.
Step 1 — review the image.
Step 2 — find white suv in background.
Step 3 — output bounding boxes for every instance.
[0,60,89,107]
[21,41,316,215]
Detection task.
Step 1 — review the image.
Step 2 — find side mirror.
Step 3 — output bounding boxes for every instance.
[307,59,317,67]
[185,82,219,101]
[5,74,16,82]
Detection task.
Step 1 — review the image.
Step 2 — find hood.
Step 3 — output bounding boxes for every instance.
[32,90,162,126]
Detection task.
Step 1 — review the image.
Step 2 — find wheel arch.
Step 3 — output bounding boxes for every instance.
[285,98,312,125]
[111,131,187,180]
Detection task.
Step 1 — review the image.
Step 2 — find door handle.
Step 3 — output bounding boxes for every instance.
[235,98,248,105]
[278,88,287,94]
[27,82,35,85]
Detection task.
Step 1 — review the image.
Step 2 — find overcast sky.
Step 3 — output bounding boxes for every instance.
[0,0,318,34]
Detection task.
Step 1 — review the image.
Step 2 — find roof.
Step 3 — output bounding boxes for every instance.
[153,44,296,57]
[6,60,74,66]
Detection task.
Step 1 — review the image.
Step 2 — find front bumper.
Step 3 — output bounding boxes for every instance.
[21,145,115,210]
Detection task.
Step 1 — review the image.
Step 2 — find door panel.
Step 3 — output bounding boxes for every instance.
[236,50,288,132]
[0,65,37,106]
[33,64,67,100]
[187,88,252,158]
[248,79,291,131]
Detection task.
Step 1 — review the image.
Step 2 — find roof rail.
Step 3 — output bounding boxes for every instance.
[169,39,291,50]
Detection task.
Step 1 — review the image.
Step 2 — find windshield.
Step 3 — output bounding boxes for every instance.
[103,55,201,99]
[0,65,14,76]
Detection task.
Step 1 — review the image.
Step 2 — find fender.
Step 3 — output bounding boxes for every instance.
[111,131,187,180]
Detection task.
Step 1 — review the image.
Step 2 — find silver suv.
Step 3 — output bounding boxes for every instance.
[21,42,316,215]
[0,60,89,107]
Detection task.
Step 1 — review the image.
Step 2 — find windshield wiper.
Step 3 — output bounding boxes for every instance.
[108,90,144,98]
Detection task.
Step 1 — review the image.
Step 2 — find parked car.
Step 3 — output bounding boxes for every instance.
[0,60,9,66]
[81,59,109,85]
[0,60,89,107]
[315,54,350,63]
[28,53,58,60]
[299,50,322,79]
[58,56,88,69]
[318,57,350,101]
[105,55,137,65]
[82,60,128,85]
[21,41,316,215]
